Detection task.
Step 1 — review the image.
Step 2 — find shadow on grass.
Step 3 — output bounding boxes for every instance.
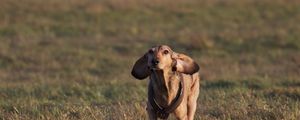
[202,80,237,89]
[279,80,300,88]
[202,78,276,91]
[264,88,300,101]
[240,79,270,90]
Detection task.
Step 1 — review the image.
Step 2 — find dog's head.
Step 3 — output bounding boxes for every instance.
[131,45,199,80]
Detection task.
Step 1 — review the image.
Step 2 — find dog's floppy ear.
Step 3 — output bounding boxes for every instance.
[172,52,199,75]
[131,53,150,80]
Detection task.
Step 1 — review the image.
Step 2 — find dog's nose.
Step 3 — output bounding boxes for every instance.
[152,59,159,65]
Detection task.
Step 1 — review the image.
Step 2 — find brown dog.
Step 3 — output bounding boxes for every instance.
[131,45,200,120]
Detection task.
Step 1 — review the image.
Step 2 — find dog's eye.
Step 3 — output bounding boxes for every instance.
[163,50,169,55]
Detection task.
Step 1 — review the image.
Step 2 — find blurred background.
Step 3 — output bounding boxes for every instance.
[0,0,299,119]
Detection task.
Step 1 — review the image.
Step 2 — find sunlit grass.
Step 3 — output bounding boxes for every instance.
[0,0,299,119]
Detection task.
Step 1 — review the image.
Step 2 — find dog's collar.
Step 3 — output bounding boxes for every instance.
[148,72,184,119]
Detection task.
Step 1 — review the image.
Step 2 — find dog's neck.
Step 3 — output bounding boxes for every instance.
[150,69,181,107]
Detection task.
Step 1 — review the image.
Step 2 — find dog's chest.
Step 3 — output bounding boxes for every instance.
[150,73,181,106]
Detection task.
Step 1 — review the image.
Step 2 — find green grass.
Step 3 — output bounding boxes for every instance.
[0,0,300,119]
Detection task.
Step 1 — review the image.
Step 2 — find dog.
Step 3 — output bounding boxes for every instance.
[131,45,200,120]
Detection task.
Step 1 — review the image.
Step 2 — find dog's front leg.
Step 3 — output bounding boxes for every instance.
[147,102,158,120]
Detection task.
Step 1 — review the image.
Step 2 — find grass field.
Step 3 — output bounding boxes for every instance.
[0,0,300,119]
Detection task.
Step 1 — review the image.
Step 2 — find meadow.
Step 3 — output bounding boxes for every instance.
[0,0,300,119]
